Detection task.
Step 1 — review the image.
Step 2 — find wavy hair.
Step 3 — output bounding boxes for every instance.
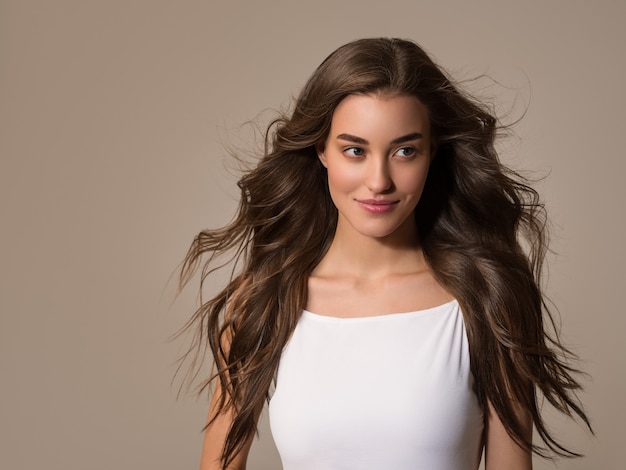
[178,37,591,468]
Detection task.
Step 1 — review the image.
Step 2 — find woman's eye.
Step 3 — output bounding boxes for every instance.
[344,147,365,157]
[394,147,416,158]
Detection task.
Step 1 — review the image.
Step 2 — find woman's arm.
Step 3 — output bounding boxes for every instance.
[484,400,533,470]
[199,385,256,470]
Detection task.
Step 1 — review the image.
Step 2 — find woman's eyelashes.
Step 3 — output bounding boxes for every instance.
[342,146,418,159]
[393,146,417,158]
[343,146,365,157]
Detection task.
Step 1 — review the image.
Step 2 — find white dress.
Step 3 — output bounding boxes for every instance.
[268,300,484,470]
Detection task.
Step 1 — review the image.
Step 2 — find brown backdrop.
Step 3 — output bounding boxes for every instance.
[1,1,623,468]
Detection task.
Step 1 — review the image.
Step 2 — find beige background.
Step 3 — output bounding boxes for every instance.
[1,1,623,469]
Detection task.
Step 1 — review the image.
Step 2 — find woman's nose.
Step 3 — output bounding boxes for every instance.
[364,156,392,193]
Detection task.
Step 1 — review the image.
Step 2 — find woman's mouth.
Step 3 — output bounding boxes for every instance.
[356,199,400,214]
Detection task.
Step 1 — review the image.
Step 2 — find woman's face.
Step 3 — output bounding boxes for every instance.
[318,93,433,242]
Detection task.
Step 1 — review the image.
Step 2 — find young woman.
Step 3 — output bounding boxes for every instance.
[179,38,591,469]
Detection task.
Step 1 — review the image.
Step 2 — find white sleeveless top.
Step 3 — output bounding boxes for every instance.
[268,300,484,470]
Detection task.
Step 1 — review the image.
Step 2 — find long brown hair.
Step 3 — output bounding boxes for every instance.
[178,37,591,468]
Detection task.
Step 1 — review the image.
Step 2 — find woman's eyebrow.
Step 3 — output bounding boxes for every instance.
[336,133,368,144]
[336,132,423,145]
[390,132,423,144]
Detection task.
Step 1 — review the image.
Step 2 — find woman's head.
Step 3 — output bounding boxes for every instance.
[271,37,499,242]
[316,93,433,242]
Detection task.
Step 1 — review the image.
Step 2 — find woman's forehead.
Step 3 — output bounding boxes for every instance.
[328,94,430,140]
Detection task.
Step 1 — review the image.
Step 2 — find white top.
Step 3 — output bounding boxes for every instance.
[268,300,484,470]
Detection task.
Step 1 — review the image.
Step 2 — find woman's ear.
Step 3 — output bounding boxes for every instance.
[316,142,328,167]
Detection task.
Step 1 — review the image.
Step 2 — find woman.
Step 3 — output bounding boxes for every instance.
[179,38,591,469]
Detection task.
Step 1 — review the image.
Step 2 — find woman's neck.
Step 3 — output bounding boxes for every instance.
[315,220,426,279]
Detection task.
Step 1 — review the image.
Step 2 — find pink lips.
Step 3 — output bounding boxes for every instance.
[356,198,399,214]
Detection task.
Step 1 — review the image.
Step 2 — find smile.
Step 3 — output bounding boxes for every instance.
[356,199,400,214]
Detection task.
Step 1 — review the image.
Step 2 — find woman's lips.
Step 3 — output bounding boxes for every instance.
[356,199,400,214]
